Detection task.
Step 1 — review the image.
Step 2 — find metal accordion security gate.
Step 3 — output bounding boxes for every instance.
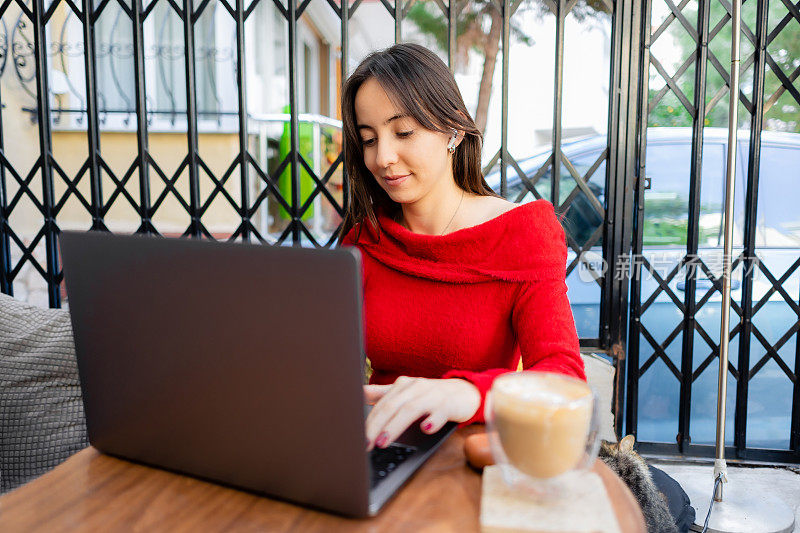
[624,0,800,463]
[0,0,797,462]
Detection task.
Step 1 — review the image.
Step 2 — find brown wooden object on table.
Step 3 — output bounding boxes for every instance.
[0,427,645,533]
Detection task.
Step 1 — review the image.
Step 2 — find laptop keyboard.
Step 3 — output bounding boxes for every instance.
[370,443,417,488]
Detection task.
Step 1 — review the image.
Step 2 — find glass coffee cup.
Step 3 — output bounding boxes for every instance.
[485,371,600,495]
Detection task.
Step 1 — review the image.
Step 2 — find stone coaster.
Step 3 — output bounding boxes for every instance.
[480,465,622,533]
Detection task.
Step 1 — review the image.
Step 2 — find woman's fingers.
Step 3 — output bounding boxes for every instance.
[365,390,412,449]
[419,411,449,434]
[365,377,421,449]
[363,384,391,405]
[375,398,436,446]
[365,376,416,406]
[368,378,451,448]
[364,377,477,450]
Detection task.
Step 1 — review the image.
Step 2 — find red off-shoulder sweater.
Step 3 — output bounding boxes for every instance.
[341,199,585,424]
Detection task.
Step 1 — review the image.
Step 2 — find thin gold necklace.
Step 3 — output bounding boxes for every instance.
[438,188,465,235]
[399,189,465,235]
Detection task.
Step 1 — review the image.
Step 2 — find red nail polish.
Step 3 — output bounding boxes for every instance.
[376,432,389,448]
[422,422,433,432]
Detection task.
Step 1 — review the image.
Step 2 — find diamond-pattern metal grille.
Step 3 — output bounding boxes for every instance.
[0,0,353,307]
[7,0,796,462]
[0,0,617,340]
[629,0,800,462]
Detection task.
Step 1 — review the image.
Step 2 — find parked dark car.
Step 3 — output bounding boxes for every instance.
[486,127,800,449]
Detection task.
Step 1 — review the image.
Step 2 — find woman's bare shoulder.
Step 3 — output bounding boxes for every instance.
[475,195,518,220]
[456,194,522,232]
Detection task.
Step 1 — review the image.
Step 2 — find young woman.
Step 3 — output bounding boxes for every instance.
[338,43,585,451]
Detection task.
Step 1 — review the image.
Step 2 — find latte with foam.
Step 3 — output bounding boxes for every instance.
[490,372,593,479]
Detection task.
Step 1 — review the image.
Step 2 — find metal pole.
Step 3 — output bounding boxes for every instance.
[183,0,202,238]
[447,0,456,72]
[0,51,10,295]
[500,0,509,197]
[82,0,104,232]
[132,0,153,234]
[234,0,250,241]
[714,0,741,503]
[551,0,565,208]
[288,0,301,245]
[626,0,650,441]
[32,0,60,308]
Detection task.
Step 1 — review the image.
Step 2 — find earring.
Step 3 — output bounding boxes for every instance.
[447,129,458,154]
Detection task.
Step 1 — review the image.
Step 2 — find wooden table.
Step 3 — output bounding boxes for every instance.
[0,427,645,532]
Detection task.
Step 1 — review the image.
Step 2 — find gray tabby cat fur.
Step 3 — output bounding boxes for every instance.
[598,435,678,533]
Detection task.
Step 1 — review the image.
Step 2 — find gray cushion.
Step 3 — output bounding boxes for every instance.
[0,293,88,493]
[582,352,618,443]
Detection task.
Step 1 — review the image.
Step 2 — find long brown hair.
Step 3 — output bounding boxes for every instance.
[338,43,498,243]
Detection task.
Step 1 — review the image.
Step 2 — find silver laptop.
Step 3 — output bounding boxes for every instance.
[59,230,455,517]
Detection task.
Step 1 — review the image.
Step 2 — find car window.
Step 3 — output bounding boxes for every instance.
[570,150,607,202]
[505,169,537,201]
[697,139,800,249]
[643,142,725,247]
[561,151,606,249]
[693,143,728,247]
[506,149,607,249]
[505,160,550,202]
[755,145,800,247]
[643,142,690,246]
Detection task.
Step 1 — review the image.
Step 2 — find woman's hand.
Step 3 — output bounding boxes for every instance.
[364,376,480,451]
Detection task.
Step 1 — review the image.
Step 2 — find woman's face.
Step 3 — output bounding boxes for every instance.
[354,78,457,206]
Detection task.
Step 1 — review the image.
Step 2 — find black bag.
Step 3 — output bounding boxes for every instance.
[650,466,696,533]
